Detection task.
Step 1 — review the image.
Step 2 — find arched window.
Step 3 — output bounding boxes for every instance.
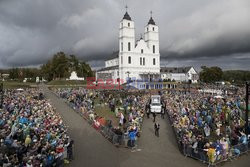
[128,56,131,64]
[143,57,145,65]
[153,27,155,31]
[128,23,130,27]
[153,45,155,53]
[141,49,143,53]
[128,42,131,51]
[121,42,123,51]
[140,57,142,65]
[153,58,156,65]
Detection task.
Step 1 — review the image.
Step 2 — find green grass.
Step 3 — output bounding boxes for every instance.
[47,80,86,86]
[94,98,120,126]
[1,81,36,89]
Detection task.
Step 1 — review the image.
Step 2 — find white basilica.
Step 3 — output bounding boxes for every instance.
[96,10,160,83]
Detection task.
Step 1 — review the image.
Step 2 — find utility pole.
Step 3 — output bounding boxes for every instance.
[246,82,249,138]
[0,82,3,109]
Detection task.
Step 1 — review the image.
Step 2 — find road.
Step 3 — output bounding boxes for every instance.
[41,85,250,167]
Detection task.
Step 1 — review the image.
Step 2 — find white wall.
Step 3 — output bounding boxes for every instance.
[187,67,198,83]
[144,24,159,54]
[105,58,119,68]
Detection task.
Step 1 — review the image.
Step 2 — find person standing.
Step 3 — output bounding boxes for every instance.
[152,112,156,122]
[67,139,74,161]
[161,108,165,119]
[146,108,150,118]
[154,122,160,137]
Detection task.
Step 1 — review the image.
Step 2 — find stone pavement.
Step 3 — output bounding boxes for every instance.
[40,84,250,167]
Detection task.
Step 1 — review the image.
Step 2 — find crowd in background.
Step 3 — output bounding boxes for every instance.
[54,88,148,148]
[0,89,73,167]
[163,89,249,165]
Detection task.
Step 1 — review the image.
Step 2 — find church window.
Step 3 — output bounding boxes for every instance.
[153,45,155,53]
[128,23,130,27]
[121,42,123,51]
[140,57,142,65]
[128,42,131,51]
[147,27,149,31]
[153,58,156,65]
[153,27,155,31]
[128,56,131,64]
[143,57,145,65]
[141,49,143,53]
[121,56,123,64]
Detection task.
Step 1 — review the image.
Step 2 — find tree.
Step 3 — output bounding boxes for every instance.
[200,66,223,83]
[40,52,93,81]
[9,68,19,80]
[222,70,250,84]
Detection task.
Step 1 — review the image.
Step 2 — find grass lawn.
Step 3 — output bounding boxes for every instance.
[1,81,36,89]
[47,80,86,85]
[47,80,87,88]
[94,98,120,127]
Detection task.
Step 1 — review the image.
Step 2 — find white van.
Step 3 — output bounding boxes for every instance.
[150,95,162,113]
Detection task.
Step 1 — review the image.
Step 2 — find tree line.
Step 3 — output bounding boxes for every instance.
[199,66,250,84]
[0,52,94,82]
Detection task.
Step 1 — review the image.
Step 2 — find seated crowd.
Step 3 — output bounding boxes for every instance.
[163,90,248,165]
[54,88,148,147]
[0,89,73,167]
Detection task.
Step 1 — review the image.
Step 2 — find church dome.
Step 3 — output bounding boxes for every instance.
[148,17,156,25]
[123,12,132,21]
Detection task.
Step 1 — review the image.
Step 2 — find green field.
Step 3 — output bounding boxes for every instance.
[93,98,120,126]
[47,80,86,87]
[1,81,36,89]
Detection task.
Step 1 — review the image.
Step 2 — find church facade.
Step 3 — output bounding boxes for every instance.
[96,11,160,84]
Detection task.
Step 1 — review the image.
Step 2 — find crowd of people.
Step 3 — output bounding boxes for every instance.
[0,89,73,166]
[163,89,249,165]
[53,88,148,148]
[2,84,247,166]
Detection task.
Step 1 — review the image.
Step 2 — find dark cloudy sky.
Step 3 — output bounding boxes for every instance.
[0,0,250,70]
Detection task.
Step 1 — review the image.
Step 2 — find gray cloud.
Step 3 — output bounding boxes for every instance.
[0,0,250,69]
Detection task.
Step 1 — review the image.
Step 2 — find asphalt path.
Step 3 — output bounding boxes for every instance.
[40,85,249,167]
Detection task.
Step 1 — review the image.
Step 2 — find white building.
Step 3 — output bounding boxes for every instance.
[96,10,160,83]
[160,67,199,83]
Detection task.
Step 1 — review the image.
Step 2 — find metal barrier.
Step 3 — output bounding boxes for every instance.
[165,109,250,166]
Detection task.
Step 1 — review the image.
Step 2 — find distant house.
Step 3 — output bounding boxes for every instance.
[160,66,199,83]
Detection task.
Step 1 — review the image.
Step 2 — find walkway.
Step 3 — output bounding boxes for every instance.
[40,84,250,167]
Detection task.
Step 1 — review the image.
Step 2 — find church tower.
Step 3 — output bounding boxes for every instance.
[119,8,135,82]
[119,10,135,53]
[144,12,159,54]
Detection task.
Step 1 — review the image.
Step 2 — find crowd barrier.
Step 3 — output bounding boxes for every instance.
[166,110,250,166]
[53,92,140,149]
